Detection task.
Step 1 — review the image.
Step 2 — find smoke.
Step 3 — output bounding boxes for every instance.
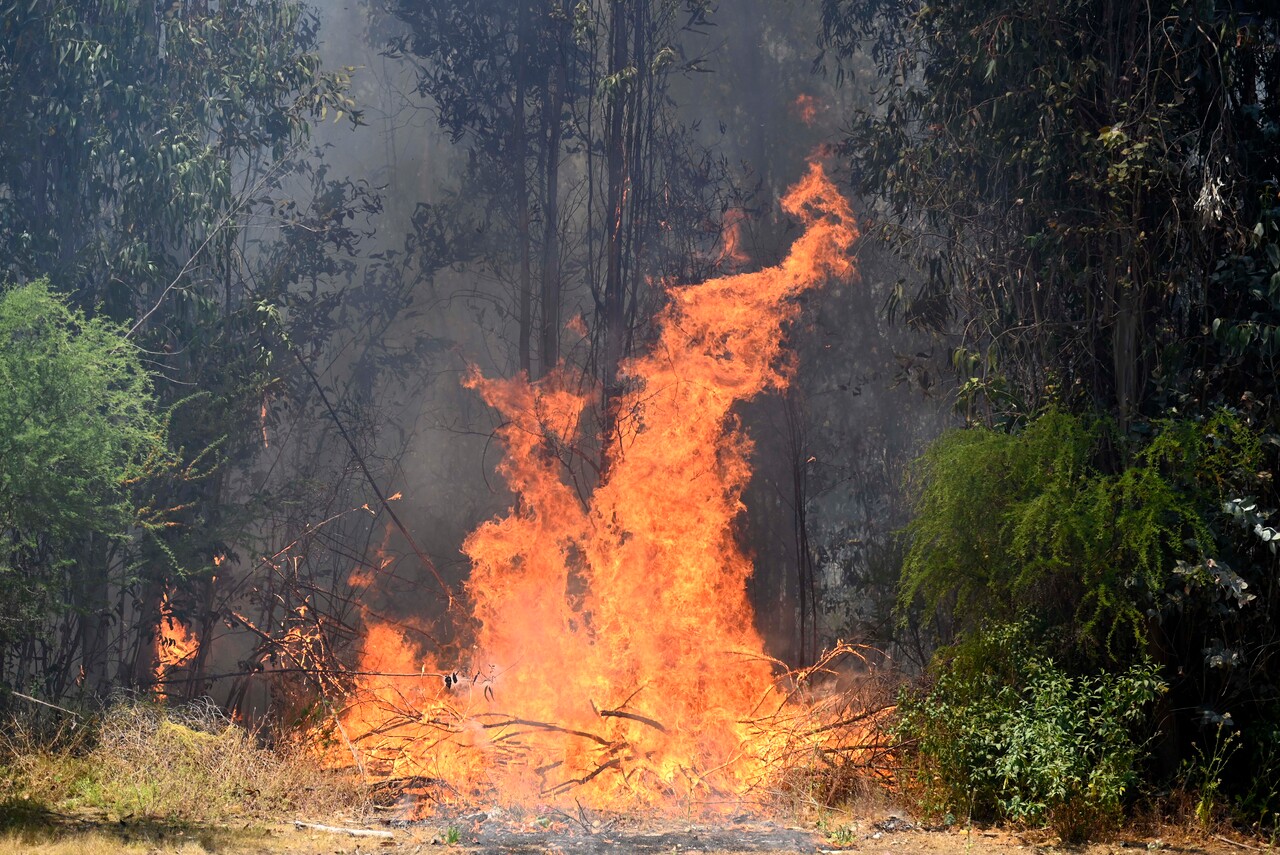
[210,0,947,718]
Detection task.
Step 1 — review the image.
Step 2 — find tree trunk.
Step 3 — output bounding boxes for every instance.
[539,13,568,378]
[602,0,630,405]
[515,0,534,376]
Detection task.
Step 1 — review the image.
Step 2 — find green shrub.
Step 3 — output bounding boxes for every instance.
[0,279,170,642]
[900,410,1256,658]
[896,623,1164,840]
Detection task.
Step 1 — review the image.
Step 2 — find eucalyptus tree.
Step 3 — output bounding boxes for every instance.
[820,0,1280,429]
[820,0,1280,811]
[0,0,372,699]
[382,0,729,404]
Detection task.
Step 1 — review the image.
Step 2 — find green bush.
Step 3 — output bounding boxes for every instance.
[900,409,1256,658]
[896,623,1164,840]
[0,279,169,642]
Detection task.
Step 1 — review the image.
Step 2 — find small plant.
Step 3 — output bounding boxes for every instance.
[1183,725,1239,828]
[444,825,461,845]
[826,822,858,846]
[895,622,1164,841]
[1237,719,1280,831]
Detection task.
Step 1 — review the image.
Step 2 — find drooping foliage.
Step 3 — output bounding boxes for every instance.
[901,410,1263,658]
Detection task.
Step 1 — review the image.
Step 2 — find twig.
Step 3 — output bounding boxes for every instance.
[126,152,297,340]
[801,704,894,737]
[542,758,622,795]
[330,707,367,781]
[293,820,394,839]
[9,691,81,720]
[290,343,455,609]
[1213,835,1274,853]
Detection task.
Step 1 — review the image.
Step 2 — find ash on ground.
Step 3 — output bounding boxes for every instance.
[396,805,826,854]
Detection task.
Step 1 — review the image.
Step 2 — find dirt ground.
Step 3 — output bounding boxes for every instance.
[2,808,1270,855]
[277,819,1268,855]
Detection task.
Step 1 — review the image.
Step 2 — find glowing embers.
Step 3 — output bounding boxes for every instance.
[341,163,871,811]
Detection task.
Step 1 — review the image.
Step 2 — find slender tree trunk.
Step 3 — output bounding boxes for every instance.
[602,0,629,405]
[515,0,534,377]
[539,13,568,377]
[123,580,163,690]
[77,534,113,697]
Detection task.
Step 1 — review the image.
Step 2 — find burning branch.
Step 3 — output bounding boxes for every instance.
[479,716,615,748]
[542,758,623,796]
[597,708,667,733]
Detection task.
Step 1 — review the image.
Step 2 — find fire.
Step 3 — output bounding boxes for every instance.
[794,93,819,126]
[154,586,199,701]
[716,207,752,269]
[339,163,872,811]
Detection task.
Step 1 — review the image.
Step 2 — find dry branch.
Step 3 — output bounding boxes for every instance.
[542,757,622,795]
[598,707,667,732]
[293,820,394,839]
[480,716,614,747]
[9,691,81,719]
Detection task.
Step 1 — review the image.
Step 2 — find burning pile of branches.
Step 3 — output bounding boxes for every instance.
[293,162,893,814]
[331,640,896,813]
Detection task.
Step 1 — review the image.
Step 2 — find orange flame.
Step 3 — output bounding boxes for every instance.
[341,163,862,810]
[794,94,820,126]
[154,587,199,701]
[716,208,751,268]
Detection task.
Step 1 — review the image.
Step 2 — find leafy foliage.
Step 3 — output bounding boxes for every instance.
[897,622,1163,839]
[0,0,402,702]
[0,0,358,306]
[900,410,1261,657]
[823,2,1280,814]
[0,280,169,643]
[894,403,1279,830]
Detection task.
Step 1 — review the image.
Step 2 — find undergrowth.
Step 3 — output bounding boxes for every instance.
[0,697,364,826]
[894,622,1163,842]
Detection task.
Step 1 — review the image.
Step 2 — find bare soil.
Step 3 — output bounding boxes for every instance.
[5,807,1269,855]
[269,818,1272,855]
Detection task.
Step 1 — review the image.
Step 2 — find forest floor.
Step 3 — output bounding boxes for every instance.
[0,804,1268,855]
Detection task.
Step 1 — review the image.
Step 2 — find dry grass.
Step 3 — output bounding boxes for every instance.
[0,827,231,855]
[0,698,366,827]
[758,645,901,816]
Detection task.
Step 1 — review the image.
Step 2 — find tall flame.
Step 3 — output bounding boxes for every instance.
[154,586,199,701]
[342,162,859,810]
